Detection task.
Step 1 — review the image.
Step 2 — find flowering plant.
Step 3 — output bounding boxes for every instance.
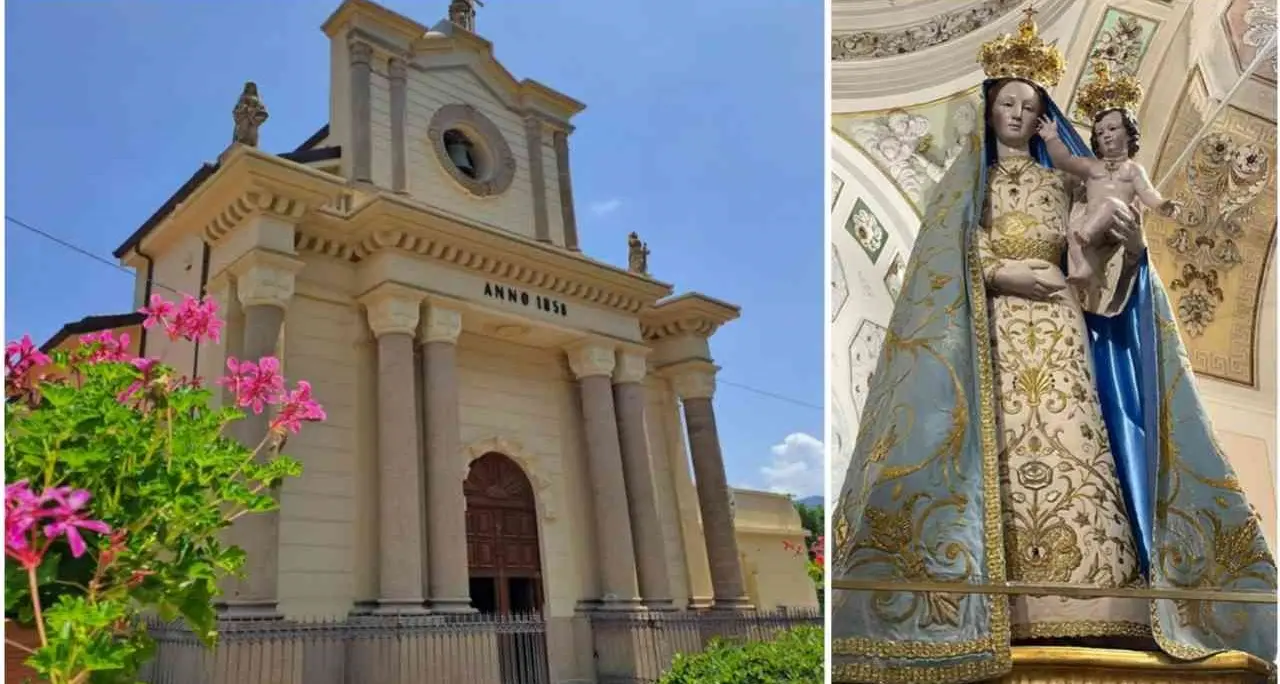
[4,294,323,684]
[783,534,825,604]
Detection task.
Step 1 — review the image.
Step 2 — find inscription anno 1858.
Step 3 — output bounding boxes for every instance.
[483,282,568,317]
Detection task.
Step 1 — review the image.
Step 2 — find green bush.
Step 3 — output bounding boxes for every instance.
[658,626,824,684]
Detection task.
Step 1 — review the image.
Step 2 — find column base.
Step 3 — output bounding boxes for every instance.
[688,597,714,611]
[710,597,754,611]
[641,598,678,611]
[215,600,282,620]
[429,598,477,614]
[370,599,431,616]
[592,597,647,612]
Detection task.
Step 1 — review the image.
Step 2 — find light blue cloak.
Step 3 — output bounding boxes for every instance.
[831,81,1277,684]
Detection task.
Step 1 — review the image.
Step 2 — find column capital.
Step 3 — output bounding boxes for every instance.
[231,250,304,310]
[348,39,374,66]
[666,360,719,400]
[388,56,408,81]
[420,303,462,344]
[360,284,423,338]
[566,341,616,379]
[613,347,650,385]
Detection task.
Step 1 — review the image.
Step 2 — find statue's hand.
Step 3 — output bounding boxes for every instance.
[1037,115,1059,141]
[992,259,1067,301]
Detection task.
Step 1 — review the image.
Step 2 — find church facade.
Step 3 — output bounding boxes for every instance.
[60,0,819,681]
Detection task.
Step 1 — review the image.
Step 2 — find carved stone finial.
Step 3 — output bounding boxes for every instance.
[232,81,269,147]
[627,232,650,275]
[448,0,482,32]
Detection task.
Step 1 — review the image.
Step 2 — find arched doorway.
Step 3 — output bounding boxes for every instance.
[464,452,545,615]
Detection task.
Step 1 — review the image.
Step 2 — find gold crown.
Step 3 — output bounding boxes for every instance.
[977,6,1066,88]
[1073,59,1144,121]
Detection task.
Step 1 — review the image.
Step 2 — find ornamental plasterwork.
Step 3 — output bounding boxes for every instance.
[831,0,1022,61]
[566,342,616,379]
[1146,71,1277,386]
[846,319,888,416]
[883,253,905,299]
[834,90,979,213]
[463,436,557,521]
[1066,8,1160,124]
[1224,0,1278,83]
[845,198,888,264]
[831,247,850,322]
[427,103,517,197]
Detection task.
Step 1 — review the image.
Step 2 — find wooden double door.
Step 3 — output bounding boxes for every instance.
[464,452,545,615]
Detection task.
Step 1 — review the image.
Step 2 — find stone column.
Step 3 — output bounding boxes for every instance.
[524,116,550,243]
[365,288,429,614]
[567,343,640,608]
[349,39,373,184]
[388,56,408,194]
[552,130,580,251]
[420,303,474,612]
[613,349,673,609]
[219,257,299,618]
[672,365,751,610]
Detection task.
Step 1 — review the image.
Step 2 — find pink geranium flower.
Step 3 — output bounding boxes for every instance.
[80,330,131,364]
[117,357,160,404]
[140,293,222,343]
[5,335,50,381]
[270,381,327,434]
[42,487,111,558]
[217,356,284,415]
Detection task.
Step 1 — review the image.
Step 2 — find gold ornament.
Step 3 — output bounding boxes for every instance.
[977,5,1066,89]
[1074,58,1144,121]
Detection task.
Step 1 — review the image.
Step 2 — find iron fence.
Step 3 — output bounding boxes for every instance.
[590,607,822,684]
[138,611,549,684]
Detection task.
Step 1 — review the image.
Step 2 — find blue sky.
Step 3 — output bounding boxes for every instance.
[5,1,824,497]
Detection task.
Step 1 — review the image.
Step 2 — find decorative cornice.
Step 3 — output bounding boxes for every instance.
[229,250,305,310]
[131,146,347,258]
[420,303,462,344]
[322,192,672,316]
[360,282,423,337]
[640,292,741,342]
[664,359,719,401]
[832,0,1022,61]
[566,341,616,379]
[613,347,649,385]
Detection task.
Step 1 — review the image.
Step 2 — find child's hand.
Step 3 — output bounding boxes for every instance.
[1038,115,1059,140]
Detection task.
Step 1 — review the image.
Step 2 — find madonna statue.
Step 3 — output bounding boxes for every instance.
[831,10,1276,684]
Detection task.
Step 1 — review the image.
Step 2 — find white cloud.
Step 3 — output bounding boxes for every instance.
[760,432,825,498]
[588,198,622,216]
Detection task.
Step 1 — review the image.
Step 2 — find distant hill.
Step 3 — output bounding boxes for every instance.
[796,495,823,508]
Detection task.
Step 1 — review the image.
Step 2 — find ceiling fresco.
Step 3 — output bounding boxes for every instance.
[1147,69,1277,387]
[1223,0,1277,84]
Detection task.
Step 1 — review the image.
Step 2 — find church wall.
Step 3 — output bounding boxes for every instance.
[541,133,565,246]
[275,258,365,619]
[655,377,714,605]
[144,233,207,375]
[644,377,692,607]
[395,66,539,239]
[455,334,597,616]
[369,67,395,190]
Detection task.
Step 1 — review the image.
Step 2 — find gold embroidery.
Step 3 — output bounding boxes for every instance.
[989,236,1062,263]
[1012,620,1152,640]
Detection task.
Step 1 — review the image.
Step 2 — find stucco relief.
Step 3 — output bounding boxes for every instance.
[882,253,905,299]
[463,436,558,521]
[831,247,850,322]
[846,319,888,416]
[1225,0,1278,83]
[1146,72,1277,386]
[845,198,888,263]
[831,173,845,209]
[834,90,979,213]
[831,0,1023,61]
[1066,8,1160,124]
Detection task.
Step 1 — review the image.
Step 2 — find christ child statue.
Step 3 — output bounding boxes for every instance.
[1037,106,1177,285]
